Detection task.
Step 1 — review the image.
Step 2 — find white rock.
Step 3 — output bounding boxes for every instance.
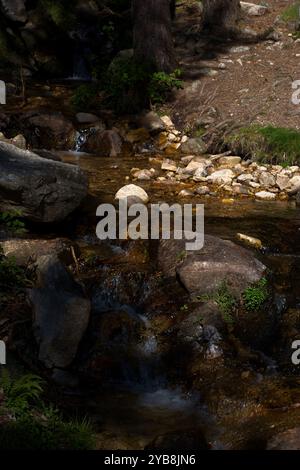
[276,174,290,191]
[237,174,254,184]
[255,191,276,200]
[161,115,174,129]
[259,172,276,187]
[219,156,241,166]
[178,189,194,197]
[161,159,178,172]
[288,175,300,194]
[193,167,208,181]
[196,186,210,195]
[184,160,207,175]
[115,184,149,204]
[240,2,268,16]
[207,169,235,185]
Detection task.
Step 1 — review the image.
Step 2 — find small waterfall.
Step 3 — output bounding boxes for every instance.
[71,48,92,81]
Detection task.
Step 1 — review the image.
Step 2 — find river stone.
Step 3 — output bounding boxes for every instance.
[255,191,276,200]
[158,234,266,297]
[29,255,91,368]
[161,159,177,172]
[76,112,100,124]
[267,428,300,450]
[179,137,207,155]
[0,238,77,266]
[276,174,290,191]
[0,142,88,223]
[287,175,300,195]
[207,169,235,185]
[115,184,149,204]
[240,2,268,16]
[183,160,207,175]
[82,129,123,156]
[25,112,76,150]
[218,156,241,166]
[258,172,276,187]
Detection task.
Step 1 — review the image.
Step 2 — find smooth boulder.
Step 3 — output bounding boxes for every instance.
[0,142,88,223]
[29,255,91,368]
[158,234,266,296]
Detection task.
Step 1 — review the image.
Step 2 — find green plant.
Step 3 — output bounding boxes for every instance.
[180,304,189,311]
[0,249,28,291]
[196,282,236,325]
[225,125,300,165]
[281,2,300,22]
[39,0,76,29]
[71,84,99,112]
[243,277,269,312]
[1,371,44,415]
[148,69,183,104]
[0,210,26,235]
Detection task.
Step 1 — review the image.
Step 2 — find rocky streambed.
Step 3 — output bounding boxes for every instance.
[2,141,300,450]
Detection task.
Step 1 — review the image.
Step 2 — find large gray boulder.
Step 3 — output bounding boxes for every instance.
[158,234,266,297]
[29,255,91,368]
[0,142,88,223]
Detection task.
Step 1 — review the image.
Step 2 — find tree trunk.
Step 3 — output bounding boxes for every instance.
[202,0,241,35]
[132,0,176,73]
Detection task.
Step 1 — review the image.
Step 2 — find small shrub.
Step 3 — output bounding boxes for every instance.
[148,69,183,104]
[243,277,269,312]
[1,371,44,416]
[281,2,300,22]
[71,84,99,112]
[215,282,236,324]
[0,210,26,235]
[0,250,28,291]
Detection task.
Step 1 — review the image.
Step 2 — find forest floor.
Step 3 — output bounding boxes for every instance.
[168,0,300,135]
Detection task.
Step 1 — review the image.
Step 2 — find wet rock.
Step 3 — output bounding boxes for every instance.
[160,115,175,129]
[236,233,263,250]
[75,113,100,124]
[132,169,152,181]
[183,160,208,176]
[207,169,234,185]
[161,159,178,172]
[29,255,90,368]
[0,142,88,223]
[0,238,77,266]
[32,149,61,161]
[115,184,149,205]
[267,428,300,450]
[158,234,266,297]
[255,191,276,200]
[146,429,208,450]
[178,189,194,197]
[138,111,166,135]
[24,112,76,150]
[196,186,210,195]
[179,138,207,155]
[0,132,26,149]
[83,129,123,157]
[125,128,150,144]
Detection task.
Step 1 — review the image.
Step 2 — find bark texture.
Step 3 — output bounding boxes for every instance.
[202,0,241,35]
[133,0,176,73]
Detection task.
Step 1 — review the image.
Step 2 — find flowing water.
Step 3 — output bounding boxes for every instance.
[58,150,300,449]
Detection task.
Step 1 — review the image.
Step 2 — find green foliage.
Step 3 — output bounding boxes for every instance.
[105,56,183,111]
[225,125,300,165]
[0,210,26,235]
[243,277,269,312]
[71,84,99,112]
[0,411,95,450]
[281,2,300,22]
[148,69,183,104]
[0,371,95,450]
[196,282,236,325]
[1,371,44,416]
[39,0,76,29]
[0,249,28,291]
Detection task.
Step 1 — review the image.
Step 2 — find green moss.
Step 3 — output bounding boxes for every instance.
[0,210,27,235]
[225,125,300,165]
[243,277,269,312]
[281,2,300,22]
[39,0,76,29]
[197,282,236,325]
